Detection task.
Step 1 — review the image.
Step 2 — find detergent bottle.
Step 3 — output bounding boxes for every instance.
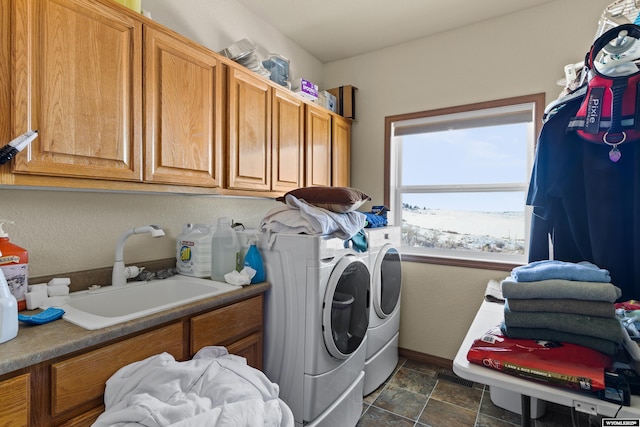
[0,220,28,311]
[176,223,214,278]
[243,235,265,284]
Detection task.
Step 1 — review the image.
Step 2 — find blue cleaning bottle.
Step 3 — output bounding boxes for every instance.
[244,236,265,284]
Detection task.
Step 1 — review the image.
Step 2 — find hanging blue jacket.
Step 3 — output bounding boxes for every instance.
[527,93,640,301]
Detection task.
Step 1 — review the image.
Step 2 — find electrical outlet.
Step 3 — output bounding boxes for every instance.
[573,401,598,416]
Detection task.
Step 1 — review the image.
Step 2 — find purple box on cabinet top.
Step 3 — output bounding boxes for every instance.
[294,78,318,100]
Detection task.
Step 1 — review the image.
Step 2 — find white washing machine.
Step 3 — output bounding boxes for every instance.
[363,226,402,396]
[258,232,371,427]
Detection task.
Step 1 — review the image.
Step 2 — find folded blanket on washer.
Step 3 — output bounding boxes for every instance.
[500,322,619,356]
[92,347,292,427]
[501,277,621,302]
[259,195,366,240]
[503,304,623,343]
[510,260,611,283]
[506,298,615,318]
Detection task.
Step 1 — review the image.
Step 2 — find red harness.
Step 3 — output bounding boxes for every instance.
[569,24,640,161]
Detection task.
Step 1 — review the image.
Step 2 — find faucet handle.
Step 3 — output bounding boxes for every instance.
[124,266,145,279]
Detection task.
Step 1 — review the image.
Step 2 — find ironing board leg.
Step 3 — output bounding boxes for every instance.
[521,395,532,427]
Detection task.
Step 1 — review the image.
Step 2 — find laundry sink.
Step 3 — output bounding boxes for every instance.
[61,275,240,330]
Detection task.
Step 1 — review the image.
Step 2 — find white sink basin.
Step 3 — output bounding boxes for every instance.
[61,275,240,330]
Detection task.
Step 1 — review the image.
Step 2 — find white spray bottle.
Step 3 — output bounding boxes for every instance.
[0,265,18,344]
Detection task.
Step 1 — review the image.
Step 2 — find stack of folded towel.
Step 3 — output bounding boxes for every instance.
[500,260,623,356]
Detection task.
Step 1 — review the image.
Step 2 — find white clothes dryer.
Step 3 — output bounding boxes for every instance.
[363,226,402,396]
[258,232,371,427]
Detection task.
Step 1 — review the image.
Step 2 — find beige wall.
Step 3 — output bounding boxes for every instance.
[322,0,613,359]
[0,0,617,360]
[0,189,279,277]
[141,0,324,89]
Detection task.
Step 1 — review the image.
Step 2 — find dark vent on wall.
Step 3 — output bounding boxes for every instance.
[436,372,474,388]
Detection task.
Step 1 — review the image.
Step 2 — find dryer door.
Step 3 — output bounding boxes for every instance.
[373,244,402,318]
[322,255,370,359]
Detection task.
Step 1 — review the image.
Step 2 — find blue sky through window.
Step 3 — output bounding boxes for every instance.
[401,122,529,212]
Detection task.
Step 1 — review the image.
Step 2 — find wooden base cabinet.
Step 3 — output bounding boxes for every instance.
[0,293,264,426]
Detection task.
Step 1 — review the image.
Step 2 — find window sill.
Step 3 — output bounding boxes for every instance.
[400,253,521,272]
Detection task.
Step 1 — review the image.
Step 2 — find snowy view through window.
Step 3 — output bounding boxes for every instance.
[401,204,525,255]
[390,97,538,260]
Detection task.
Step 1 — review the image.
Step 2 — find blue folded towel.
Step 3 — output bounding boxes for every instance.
[511,260,611,283]
[363,212,387,228]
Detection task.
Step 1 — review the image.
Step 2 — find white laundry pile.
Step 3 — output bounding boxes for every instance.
[259,194,366,240]
[92,346,293,427]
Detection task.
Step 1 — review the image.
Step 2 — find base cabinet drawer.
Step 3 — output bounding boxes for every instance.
[51,322,184,416]
[0,373,30,426]
[190,295,263,367]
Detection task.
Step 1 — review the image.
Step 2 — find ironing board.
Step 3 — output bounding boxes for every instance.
[453,300,640,427]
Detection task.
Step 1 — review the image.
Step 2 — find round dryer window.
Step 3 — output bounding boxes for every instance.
[374,245,402,318]
[322,255,370,359]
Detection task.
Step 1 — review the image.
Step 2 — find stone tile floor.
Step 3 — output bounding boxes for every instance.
[358,358,606,427]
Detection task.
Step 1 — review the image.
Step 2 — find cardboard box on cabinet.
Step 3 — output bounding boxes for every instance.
[327,85,357,120]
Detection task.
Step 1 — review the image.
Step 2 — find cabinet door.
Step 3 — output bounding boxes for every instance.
[144,26,223,187]
[0,0,9,156]
[0,373,30,426]
[226,332,263,371]
[272,88,304,192]
[332,115,351,187]
[12,0,143,181]
[228,68,271,190]
[305,104,332,187]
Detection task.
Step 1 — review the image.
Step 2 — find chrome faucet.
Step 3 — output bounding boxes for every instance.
[112,225,165,287]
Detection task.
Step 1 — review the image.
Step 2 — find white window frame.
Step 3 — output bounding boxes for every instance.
[384,94,545,269]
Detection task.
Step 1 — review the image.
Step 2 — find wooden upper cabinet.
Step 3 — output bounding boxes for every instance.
[227,67,271,191]
[332,115,351,187]
[305,104,332,187]
[272,88,304,192]
[11,0,143,181]
[143,26,222,187]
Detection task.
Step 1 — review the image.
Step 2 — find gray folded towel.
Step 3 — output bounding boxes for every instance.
[501,277,622,302]
[500,322,619,356]
[503,305,623,343]
[506,298,615,318]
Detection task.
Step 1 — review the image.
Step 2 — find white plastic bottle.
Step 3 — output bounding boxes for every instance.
[210,217,239,282]
[176,223,214,277]
[0,268,18,344]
